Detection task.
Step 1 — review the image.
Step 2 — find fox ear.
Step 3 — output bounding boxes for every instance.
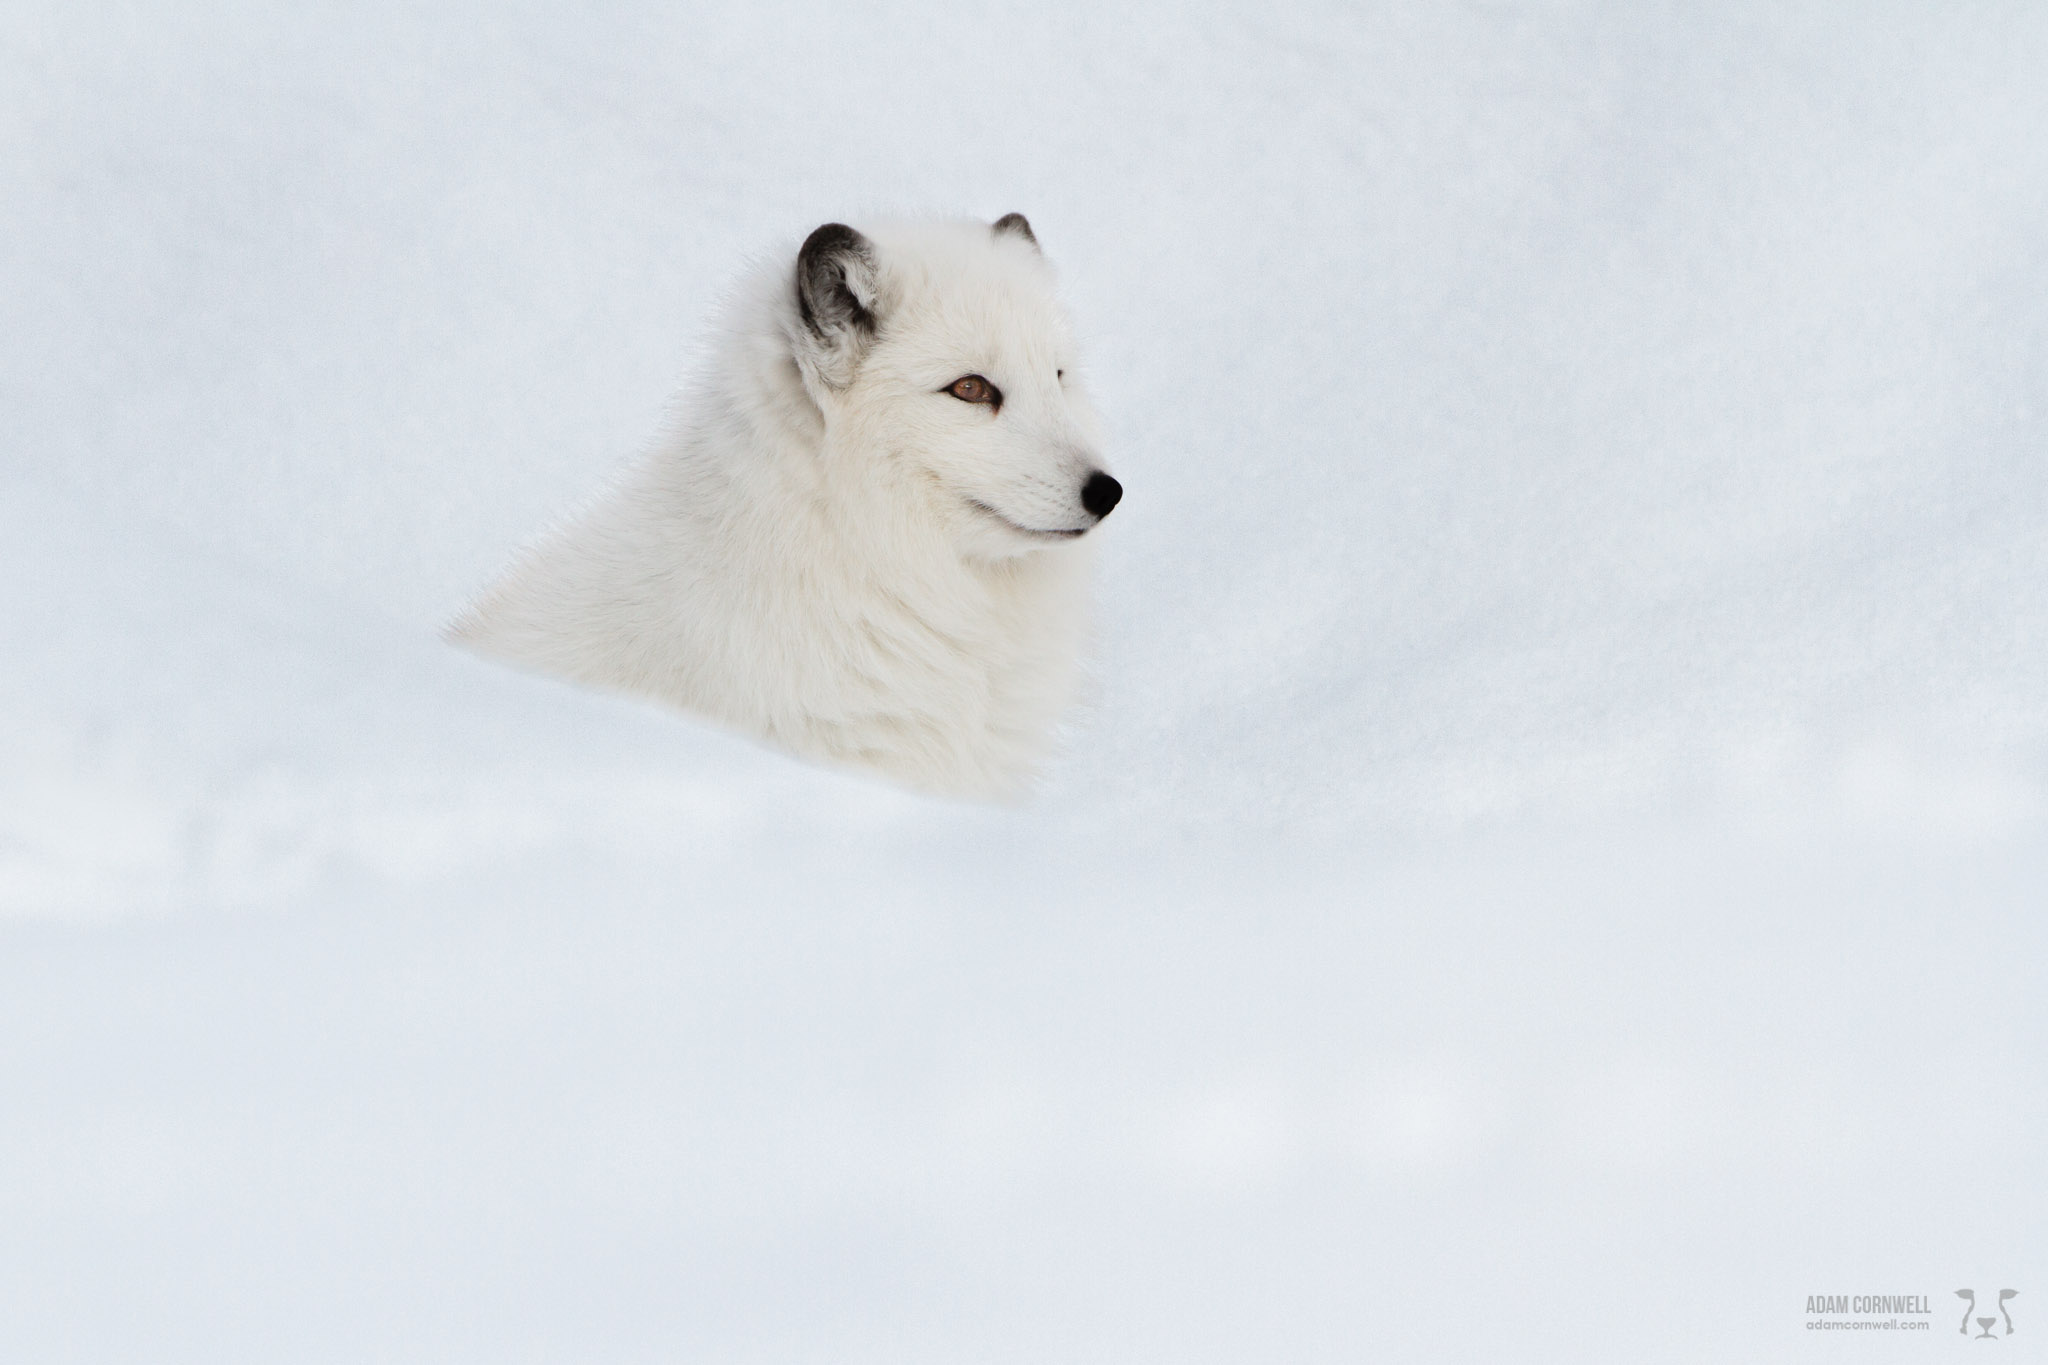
[992,212,1038,249]
[795,223,880,386]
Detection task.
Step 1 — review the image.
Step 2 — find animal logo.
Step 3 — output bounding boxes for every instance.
[452,214,1120,797]
[1955,1288,2018,1339]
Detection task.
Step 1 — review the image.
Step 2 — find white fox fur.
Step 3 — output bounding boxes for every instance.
[450,216,1119,798]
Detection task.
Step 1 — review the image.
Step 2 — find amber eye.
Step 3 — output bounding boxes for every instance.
[946,374,1002,407]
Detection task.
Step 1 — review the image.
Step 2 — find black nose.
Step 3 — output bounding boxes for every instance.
[1081,470,1123,520]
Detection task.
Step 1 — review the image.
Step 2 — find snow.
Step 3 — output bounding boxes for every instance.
[5,2,2045,1359]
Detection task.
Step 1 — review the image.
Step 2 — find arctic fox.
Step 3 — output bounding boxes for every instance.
[451,214,1122,798]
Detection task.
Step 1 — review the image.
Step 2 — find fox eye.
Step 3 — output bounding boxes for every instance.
[1057,369,1064,380]
[946,374,1001,407]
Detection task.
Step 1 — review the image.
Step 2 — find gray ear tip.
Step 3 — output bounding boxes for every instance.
[993,212,1037,246]
[800,222,868,263]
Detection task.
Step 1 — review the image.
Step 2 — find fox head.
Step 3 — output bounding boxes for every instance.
[785,215,1121,561]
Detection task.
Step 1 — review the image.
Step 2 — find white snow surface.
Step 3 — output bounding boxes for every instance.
[5,2,2045,1360]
